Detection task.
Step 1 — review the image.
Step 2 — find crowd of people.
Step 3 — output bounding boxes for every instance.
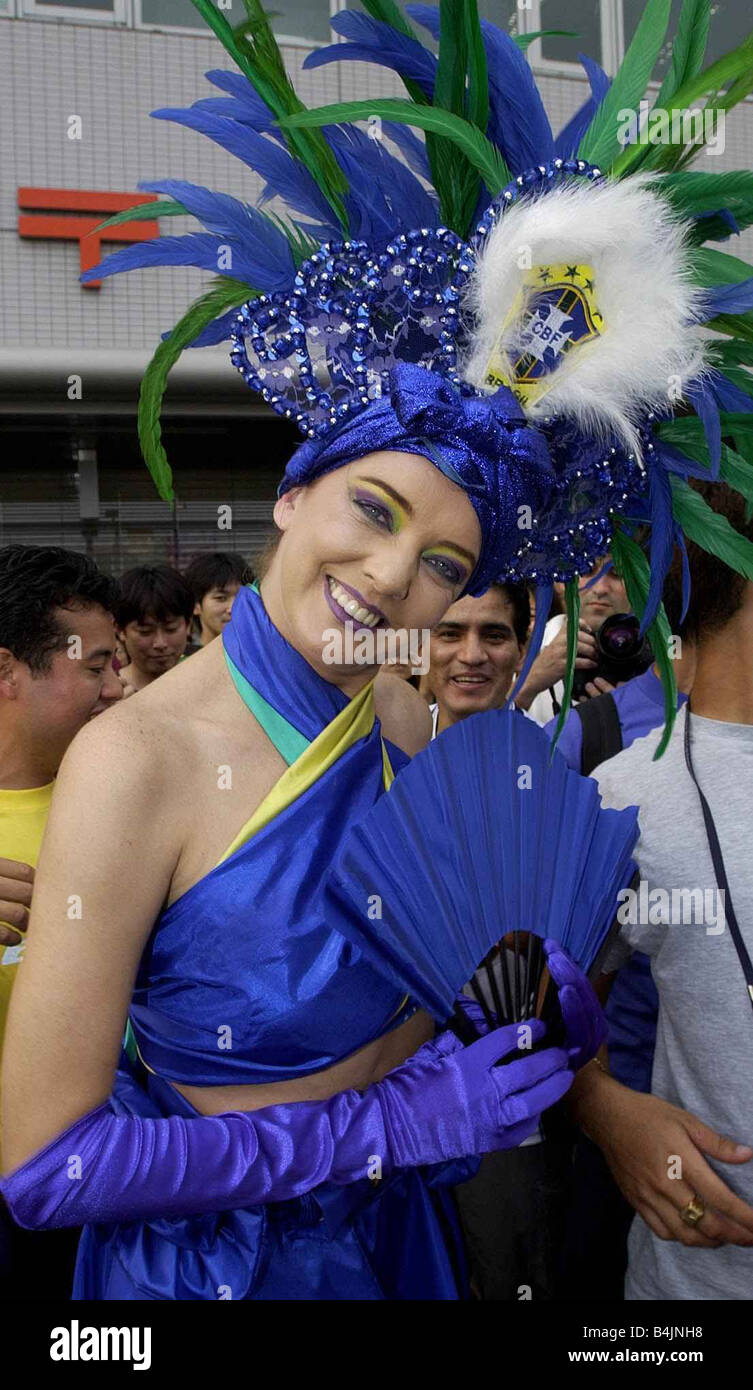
[1,477,751,1301]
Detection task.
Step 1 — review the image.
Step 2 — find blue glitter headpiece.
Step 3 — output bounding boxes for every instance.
[85,0,753,748]
[226,168,647,597]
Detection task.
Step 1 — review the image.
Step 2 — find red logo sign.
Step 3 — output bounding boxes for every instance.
[18,188,160,289]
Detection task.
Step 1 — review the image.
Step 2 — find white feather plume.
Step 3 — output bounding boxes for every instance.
[461,175,709,457]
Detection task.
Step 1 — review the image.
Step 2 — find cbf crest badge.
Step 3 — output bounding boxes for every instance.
[483,263,604,408]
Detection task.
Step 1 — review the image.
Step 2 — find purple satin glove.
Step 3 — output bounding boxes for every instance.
[454,992,493,1037]
[544,939,608,1071]
[1,1021,571,1231]
[378,1019,571,1169]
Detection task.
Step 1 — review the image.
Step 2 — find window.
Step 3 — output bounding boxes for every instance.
[24,0,116,11]
[268,0,331,44]
[519,0,608,73]
[136,0,332,42]
[536,0,604,66]
[623,0,753,75]
[22,0,125,18]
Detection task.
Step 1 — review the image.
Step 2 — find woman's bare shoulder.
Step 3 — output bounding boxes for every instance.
[97,643,223,734]
[60,646,225,798]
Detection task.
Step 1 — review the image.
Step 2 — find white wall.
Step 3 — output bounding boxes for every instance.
[1,12,751,362]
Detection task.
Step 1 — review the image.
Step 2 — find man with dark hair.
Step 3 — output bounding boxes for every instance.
[515,555,628,724]
[428,582,530,737]
[183,552,247,648]
[543,560,696,778]
[114,566,193,692]
[0,545,121,1295]
[570,482,753,1301]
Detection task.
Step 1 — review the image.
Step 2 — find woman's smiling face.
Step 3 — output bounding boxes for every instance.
[262,450,482,689]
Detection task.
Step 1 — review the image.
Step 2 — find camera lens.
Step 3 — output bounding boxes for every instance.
[598,613,642,661]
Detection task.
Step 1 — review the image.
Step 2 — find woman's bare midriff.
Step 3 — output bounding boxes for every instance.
[171,1008,434,1115]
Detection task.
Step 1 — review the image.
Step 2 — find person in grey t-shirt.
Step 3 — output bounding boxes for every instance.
[569,482,753,1300]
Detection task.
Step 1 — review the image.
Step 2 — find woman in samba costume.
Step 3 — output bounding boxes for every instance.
[3,0,753,1301]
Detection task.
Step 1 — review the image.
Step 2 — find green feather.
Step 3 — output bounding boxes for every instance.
[464,0,490,135]
[611,525,676,758]
[435,0,467,116]
[138,277,257,502]
[260,210,319,267]
[280,100,510,203]
[708,312,753,344]
[93,199,187,234]
[358,0,428,105]
[670,474,753,579]
[513,32,576,51]
[686,211,746,246]
[717,65,753,114]
[358,0,477,240]
[719,445,753,506]
[431,0,479,233]
[657,421,753,501]
[577,0,672,171]
[659,170,753,232]
[713,363,753,397]
[550,579,580,754]
[710,338,753,367]
[189,0,256,79]
[690,247,753,288]
[188,0,348,231]
[612,30,753,177]
[359,0,418,40]
[655,0,711,107]
[719,413,753,438]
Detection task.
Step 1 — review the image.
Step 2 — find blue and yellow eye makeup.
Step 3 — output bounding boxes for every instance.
[421,545,469,587]
[350,478,407,532]
[350,474,475,587]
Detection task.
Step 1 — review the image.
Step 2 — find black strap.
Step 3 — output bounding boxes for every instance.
[576,693,624,776]
[683,704,753,1015]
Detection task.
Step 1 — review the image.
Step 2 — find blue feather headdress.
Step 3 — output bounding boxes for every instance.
[86,0,753,752]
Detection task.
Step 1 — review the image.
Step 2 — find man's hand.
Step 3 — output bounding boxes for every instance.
[580,675,618,700]
[0,858,34,947]
[576,1068,753,1248]
[515,621,597,709]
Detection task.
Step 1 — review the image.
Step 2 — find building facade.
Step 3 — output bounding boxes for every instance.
[1,0,751,573]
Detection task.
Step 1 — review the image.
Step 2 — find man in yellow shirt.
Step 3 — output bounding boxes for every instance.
[0,545,122,1295]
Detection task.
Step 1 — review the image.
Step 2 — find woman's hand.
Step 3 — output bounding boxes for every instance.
[0,858,34,947]
[544,939,607,1070]
[577,1069,753,1248]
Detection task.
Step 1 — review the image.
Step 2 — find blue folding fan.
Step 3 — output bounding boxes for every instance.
[324,709,638,1035]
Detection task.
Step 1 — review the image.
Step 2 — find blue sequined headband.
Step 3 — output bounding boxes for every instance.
[230,161,646,592]
[278,361,555,597]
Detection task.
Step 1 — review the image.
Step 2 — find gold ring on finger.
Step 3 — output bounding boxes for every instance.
[679,1192,705,1227]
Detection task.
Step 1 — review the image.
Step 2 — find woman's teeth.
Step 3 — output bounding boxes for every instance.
[327,576,381,628]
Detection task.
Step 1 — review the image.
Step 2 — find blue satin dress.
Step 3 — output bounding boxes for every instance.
[72,588,471,1300]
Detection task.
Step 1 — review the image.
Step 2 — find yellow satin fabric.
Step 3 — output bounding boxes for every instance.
[217,677,394,867]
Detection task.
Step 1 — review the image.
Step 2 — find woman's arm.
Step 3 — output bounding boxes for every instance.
[374,674,432,756]
[1,701,182,1170]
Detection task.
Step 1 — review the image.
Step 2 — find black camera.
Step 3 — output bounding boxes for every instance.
[571,612,653,701]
